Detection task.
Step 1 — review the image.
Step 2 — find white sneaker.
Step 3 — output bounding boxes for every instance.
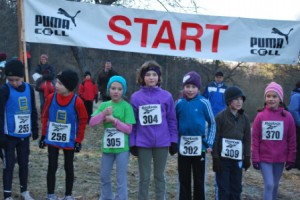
[47,194,58,200]
[61,196,75,200]
[4,197,14,200]
[21,191,34,200]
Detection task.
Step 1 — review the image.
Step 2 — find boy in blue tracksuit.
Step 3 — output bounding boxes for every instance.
[176,71,216,200]
[0,60,39,200]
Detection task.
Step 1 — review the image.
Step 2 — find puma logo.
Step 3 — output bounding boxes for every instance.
[271,28,294,44]
[57,8,81,27]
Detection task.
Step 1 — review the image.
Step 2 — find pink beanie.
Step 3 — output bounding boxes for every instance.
[40,54,48,60]
[264,82,284,102]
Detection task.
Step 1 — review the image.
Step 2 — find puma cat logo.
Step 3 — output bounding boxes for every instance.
[271,28,294,44]
[58,8,81,27]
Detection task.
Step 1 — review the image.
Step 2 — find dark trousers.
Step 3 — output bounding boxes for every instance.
[295,126,300,169]
[83,100,93,122]
[178,152,206,200]
[47,146,75,196]
[3,136,30,198]
[216,159,242,200]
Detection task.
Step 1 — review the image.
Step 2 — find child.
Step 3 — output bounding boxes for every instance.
[212,86,251,200]
[176,71,216,200]
[89,75,135,200]
[39,69,88,200]
[130,60,178,200]
[0,60,39,200]
[252,82,296,200]
[78,71,98,122]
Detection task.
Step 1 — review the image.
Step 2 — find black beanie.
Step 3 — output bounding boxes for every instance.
[56,70,79,91]
[5,59,25,77]
[84,71,91,77]
[224,86,246,105]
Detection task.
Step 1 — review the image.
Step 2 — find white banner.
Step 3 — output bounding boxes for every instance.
[24,0,300,64]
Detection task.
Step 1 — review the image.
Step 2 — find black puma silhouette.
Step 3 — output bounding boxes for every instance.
[57,8,81,27]
[271,28,294,44]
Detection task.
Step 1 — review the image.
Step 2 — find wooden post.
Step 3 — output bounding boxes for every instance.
[17,0,29,82]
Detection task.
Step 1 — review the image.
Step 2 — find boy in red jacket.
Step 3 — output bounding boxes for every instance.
[78,71,98,122]
[39,69,88,200]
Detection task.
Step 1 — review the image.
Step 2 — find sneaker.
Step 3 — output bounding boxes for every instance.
[21,191,34,200]
[47,194,58,200]
[61,196,75,200]
[4,197,14,200]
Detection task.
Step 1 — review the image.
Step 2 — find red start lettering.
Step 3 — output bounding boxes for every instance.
[107,15,229,53]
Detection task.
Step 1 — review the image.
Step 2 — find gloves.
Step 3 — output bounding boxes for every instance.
[32,132,39,140]
[252,162,260,170]
[243,156,251,171]
[130,146,138,157]
[39,136,46,149]
[213,158,222,173]
[74,142,82,153]
[285,162,295,171]
[169,142,178,156]
[0,134,7,148]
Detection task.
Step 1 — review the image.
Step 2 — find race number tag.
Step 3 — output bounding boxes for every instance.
[14,114,31,134]
[104,128,125,148]
[179,136,202,156]
[221,138,242,160]
[262,121,283,140]
[139,104,162,126]
[48,122,71,143]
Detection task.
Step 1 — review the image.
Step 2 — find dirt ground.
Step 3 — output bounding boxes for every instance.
[1,97,300,199]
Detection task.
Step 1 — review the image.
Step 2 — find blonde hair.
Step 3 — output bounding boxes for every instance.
[136,60,163,86]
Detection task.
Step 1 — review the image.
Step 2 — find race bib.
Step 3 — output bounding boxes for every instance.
[262,121,283,140]
[221,138,242,160]
[139,104,162,126]
[48,122,71,143]
[104,128,125,148]
[179,136,202,156]
[14,114,31,134]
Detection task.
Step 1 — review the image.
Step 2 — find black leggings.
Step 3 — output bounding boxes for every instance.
[47,146,74,196]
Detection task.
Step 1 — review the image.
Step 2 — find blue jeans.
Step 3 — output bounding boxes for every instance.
[137,147,168,200]
[260,162,284,200]
[100,151,129,200]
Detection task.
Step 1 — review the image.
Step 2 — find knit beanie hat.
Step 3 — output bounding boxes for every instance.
[215,71,224,77]
[84,71,91,77]
[264,82,284,102]
[40,54,48,60]
[224,86,246,104]
[56,70,79,91]
[107,75,127,96]
[182,71,201,88]
[0,53,7,61]
[5,59,25,77]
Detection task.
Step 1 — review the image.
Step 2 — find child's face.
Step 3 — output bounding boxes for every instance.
[55,79,70,96]
[265,91,280,110]
[7,76,23,88]
[229,96,244,111]
[85,75,91,80]
[144,70,158,87]
[109,82,123,103]
[215,76,224,83]
[183,84,199,99]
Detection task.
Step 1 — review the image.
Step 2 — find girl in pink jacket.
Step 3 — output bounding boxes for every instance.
[251,82,296,200]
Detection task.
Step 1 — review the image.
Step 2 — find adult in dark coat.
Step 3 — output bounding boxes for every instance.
[97,60,118,101]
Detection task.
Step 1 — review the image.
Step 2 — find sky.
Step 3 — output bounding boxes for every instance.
[131,0,300,21]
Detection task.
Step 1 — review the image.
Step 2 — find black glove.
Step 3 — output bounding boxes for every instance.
[243,156,251,171]
[285,162,295,171]
[130,146,138,157]
[252,162,260,170]
[213,158,222,173]
[0,134,7,148]
[32,132,39,140]
[39,135,46,149]
[74,142,82,153]
[169,142,178,156]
